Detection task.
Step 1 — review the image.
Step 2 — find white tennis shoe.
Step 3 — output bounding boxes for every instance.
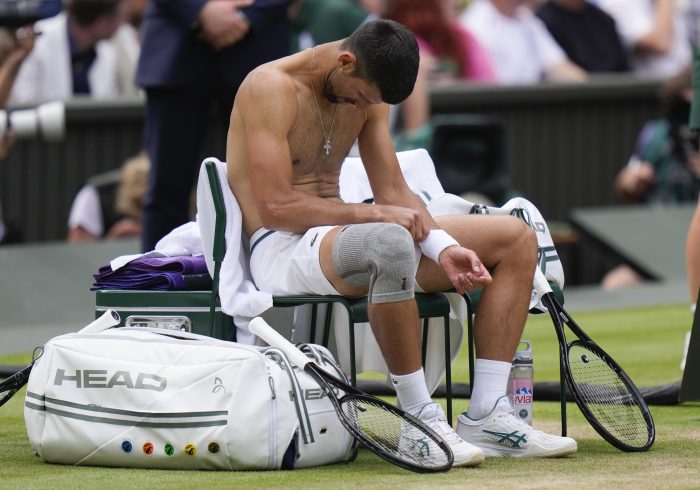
[403,402,485,467]
[456,396,577,458]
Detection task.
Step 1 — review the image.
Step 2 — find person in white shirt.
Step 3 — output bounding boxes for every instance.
[10,0,125,104]
[596,0,691,78]
[460,0,586,84]
[0,27,36,245]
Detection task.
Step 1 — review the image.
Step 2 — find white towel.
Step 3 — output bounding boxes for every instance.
[196,158,273,345]
[339,148,445,203]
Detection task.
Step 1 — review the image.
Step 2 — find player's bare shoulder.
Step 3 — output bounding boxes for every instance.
[237,60,300,121]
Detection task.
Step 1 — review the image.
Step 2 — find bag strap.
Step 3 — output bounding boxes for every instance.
[264,348,315,445]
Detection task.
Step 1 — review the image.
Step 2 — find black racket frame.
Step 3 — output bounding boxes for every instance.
[303,362,454,473]
[542,292,655,452]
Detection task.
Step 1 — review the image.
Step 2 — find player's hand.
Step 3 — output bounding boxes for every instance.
[198,0,253,50]
[375,204,431,241]
[438,245,492,294]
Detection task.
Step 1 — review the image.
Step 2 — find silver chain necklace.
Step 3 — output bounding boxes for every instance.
[310,48,338,156]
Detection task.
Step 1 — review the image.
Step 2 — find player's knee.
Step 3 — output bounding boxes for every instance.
[370,224,415,303]
[331,223,416,304]
[509,217,538,264]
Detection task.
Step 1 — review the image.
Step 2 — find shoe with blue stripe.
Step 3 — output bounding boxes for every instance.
[456,396,577,458]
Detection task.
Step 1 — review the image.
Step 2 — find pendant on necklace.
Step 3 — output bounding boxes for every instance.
[323,138,331,155]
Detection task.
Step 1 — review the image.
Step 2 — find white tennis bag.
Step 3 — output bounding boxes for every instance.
[24,312,354,470]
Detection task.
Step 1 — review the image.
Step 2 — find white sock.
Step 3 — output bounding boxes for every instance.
[466,358,512,420]
[390,368,432,416]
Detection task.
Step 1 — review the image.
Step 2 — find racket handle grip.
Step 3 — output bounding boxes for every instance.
[79,309,121,334]
[249,317,310,369]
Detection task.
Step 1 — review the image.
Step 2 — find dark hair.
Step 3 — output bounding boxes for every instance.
[340,19,419,105]
[68,0,121,27]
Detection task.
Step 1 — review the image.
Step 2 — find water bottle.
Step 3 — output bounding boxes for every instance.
[507,340,534,424]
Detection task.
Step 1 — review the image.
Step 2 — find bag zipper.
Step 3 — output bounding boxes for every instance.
[263,360,277,469]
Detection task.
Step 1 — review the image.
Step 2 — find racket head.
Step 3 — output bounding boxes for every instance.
[0,364,33,408]
[336,392,453,473]
[565,339,655,452]
[307,365,453,473]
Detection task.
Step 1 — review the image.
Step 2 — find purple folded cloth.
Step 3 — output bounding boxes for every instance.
[92,255,212,291]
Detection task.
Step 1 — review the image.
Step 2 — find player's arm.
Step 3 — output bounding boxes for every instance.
[357,105,491,292]
[239,71,384,233]
[357,103,435,240]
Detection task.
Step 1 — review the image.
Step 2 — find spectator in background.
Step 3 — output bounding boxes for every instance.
[460,0,586,84]
[536,0,630,73]
[613,73,699,205]
[67,151,149,243]
[290,0,384,52]
[596,0,691,79]
[386,0,495,83]
[10,0,126,104]
[385,0,495,150]
[602,70,699,289]
[0,26,36,245]
[110,0,146,96]
[0,28,36,106]
[137,0,292,252]
[0,27,35,154]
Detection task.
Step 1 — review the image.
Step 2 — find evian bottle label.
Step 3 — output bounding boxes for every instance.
[511,379,533,424]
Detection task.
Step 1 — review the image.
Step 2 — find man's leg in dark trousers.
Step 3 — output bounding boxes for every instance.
[141,84,211,252]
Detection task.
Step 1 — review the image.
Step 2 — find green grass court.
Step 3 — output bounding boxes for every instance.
[1,304,698,489]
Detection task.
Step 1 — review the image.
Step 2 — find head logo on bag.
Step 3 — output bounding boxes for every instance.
[53,369,167,391]
[290,386,340,401]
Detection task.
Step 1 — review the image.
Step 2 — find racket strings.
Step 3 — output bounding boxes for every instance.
[568,343,651,448]
[340,396,451,470]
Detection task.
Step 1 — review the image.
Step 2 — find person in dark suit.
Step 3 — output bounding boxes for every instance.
[136,0,292,251]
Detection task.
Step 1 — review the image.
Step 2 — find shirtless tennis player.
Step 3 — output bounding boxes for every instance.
[226,19,576,465]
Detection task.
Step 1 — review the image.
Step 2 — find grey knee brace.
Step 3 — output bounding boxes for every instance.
[331,223,416,304]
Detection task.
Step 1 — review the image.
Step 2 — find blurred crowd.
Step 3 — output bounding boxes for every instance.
[1,0,700,298]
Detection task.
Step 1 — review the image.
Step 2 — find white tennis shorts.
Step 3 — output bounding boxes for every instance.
[249,225,341,296]
[249,224,428,296]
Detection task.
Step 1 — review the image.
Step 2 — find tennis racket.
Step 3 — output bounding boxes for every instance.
[248,317,454,473]
[0,310,121,409]
[533,269,655,452]
[0,362,34,407]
